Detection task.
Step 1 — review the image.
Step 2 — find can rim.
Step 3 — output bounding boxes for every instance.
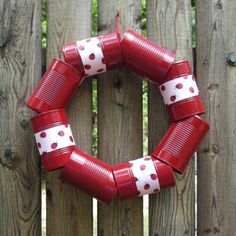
[192,115,210,127]
[52,58,83,77]
[30,108,66,122]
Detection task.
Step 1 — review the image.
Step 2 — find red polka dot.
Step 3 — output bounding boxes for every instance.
[84,64,91,70]
[97,69,104,73]
[176,83,183,89]
[65,124,69,128]
[151,174,157,180]
[144,157,151,161]
[97,43,101,48]
[144,184,150,190]
[86,38,91,42]
[40,132,46,138]
[58,131,65,136]
[51,143,57,149]
[101,58,105,64]
[153,189,158,192]
[140,164,146,170]
[161,85,165,91]
[137,191,141,195]
[69,136,74,142]
[189,87,194,93]
[78,45,84,50]
[89,53,95,60]
[37,142,41,148]
[170,95,176,102]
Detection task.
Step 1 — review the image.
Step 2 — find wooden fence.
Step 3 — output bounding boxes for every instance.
[0,0,235,235]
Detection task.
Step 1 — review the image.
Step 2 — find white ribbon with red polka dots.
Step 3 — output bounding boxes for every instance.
[159,75,199,105]
[76,37,106,77]
[34,124,75,155]
[129,156,160,196]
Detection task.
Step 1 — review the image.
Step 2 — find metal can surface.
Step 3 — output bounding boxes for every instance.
[27,59,83,113]
[113,156,175,200]
[151,115,209,174]
[121,29,175,84]
[159,60,205,121]
[31,109,75,171]
[60,148,117,204]
[62,33,122,77]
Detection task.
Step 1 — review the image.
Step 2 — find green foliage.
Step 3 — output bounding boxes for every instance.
[92,0,97,36]
[141,0,147,35]
[192,6,196,48]
[91,1,98,156]
[92,80,97,156]
[42,0,47,48]
[142,81,148,156]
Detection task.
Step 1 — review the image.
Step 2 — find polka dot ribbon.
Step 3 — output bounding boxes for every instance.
[129,156,160,196]
[34,124,75,155]
[159,75,199,105]
[76,37,106,77]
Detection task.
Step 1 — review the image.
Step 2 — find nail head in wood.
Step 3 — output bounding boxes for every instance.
[227,53,236,66]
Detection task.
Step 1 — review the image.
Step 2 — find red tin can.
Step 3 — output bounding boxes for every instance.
[60,148,117,204]
[62,33,122,77]
[120,29,175,84]
[151,115,209,174]
[113,156,175,200]
[159,60,205,121]
[27,58,83,113]
[31,109,76,171]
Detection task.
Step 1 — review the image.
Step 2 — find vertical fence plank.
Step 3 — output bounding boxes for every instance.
[0,0,41,235]
[97,1,143,235]
[147,1,195,235]
[46,1,93,235]
[196,1,236,235]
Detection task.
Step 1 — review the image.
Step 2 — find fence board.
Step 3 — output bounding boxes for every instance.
[46,1,93,235]
[196,1,236,235]
[147,1,195,235]
[97,1,143,235]
[0,0,41,235]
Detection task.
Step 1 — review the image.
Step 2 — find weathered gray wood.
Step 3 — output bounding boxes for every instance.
[0,0,41,235]
[46,1,93,235]
[196,1,236,235]
[97,1,143,235]
[147,1,195,235]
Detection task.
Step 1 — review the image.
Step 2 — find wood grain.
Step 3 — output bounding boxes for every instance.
[0,0,41,235]
[97,1,143,235]
[196,1,236,235]
[46,1,93,235]
[147,1,195,235]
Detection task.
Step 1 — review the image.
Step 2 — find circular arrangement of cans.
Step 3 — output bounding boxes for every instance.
[27,28,209,204]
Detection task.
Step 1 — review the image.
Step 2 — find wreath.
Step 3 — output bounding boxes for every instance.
[27,15,209,204]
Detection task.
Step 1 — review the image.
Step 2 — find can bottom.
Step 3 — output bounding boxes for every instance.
[42,146,75,171]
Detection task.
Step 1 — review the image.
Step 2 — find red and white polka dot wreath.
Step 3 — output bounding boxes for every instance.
[27,17,209,204]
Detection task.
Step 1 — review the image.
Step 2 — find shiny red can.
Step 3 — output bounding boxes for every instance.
[113,156,175,200]
[31,109,76,171]
[27,58,83,113]
[160,60,205,121]
[151,115,209,174]
[62,33,122,77]
[60,148,117,204]
[121,29,175,84]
